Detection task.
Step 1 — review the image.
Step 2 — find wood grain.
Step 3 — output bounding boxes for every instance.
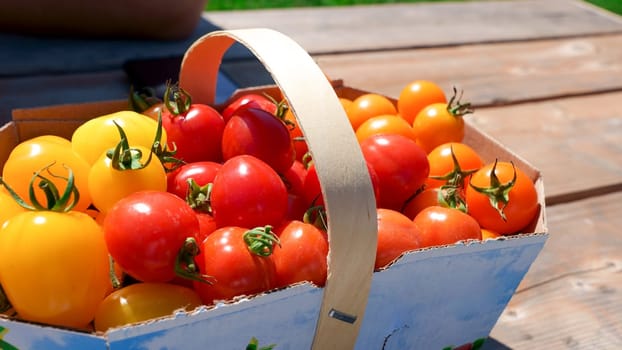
[490,192,622,349]
[204,0,622,55]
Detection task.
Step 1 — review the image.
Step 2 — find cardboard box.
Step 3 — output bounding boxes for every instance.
[0,28,547,349]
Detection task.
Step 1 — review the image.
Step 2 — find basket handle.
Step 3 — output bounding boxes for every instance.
[179,28,378,349]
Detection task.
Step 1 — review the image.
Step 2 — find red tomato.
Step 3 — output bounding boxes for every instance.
[103,190,200,283]
[413,206,481,248]
[221,93,278,122]
[466,161,539,235]
[303,161,381,208]
[283,108,309,162]
[211,155,288,228]
[359,134,429,211]
[397,80,447,125]
[286,193,308,222]
[272,220,328,288]
[221,107,295,174]
[401,187,441,220]
[161,85,226,163]
[375,208,421,270]
[282,160,308,198]
[167,161,221,199]
[193,226,277,305]
[196,212,218,243]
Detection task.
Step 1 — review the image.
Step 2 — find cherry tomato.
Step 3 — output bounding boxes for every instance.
[71,111,164,165]
[88,145,167,214]
[401,187,441,220]
[481,228,500,240]
[397,80,447,125]
[426,142,484,189]
[103,190,200,283]
[272,220,328,288]
[355,114,417,143]
[161,85,226,163]
[193,226,277,305]
[346,93,397,131]
[222,107,295,175]
[375,208,421,270]
[211,155,288,228]
[282,160,308,198]
[2,135,92,212]
[412,89,473,153]
[413,206,482,248]
[221,93,278,122]
[466,161,539,235]
[283,108,309,162]
[167,161,221,200]
[94,282,203,332]
[196,212,218,243]
[359,134,429,211]
[0,210,109,328]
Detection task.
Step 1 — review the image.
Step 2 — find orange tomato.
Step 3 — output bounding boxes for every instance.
[375,208,421,269]
[413,206,481,248]
[346,93,397,131]
[397,80,447,125]
[426,142,484,189]
[466,161,539,235]
[401,187,441,220]
[355,114,417,143]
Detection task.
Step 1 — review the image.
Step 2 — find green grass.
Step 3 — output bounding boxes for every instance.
[206,0,622,16]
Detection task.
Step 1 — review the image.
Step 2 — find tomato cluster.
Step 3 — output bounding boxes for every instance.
[0,79,539,333]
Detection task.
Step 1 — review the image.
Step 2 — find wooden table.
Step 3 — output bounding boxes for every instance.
[2,0,621,348]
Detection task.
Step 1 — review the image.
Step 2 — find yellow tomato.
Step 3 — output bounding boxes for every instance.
[71,111,165,165]
[88,145,167,213]
[94,282,203,332]
[1,135,92,212]
[0,211,109,329]
[0,186,27,226]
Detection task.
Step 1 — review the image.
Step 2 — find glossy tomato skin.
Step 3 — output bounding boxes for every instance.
[162,104,225,163]
[413,102,465,153]
[103,190,200,283]
[283,108,309,162]
[346,93,397,131]
[355,114,417,143]
[2,135,92,213]
[272,220,329,288]
[359,134,429,211]
[221,93,277,122]
[167,161,222,199]
[0,186,27,226]
[94,282,203,332]
[211,155,288,229]
[426,142,484,189]
[282,160,308,198]
[193,226,276,305]
[221,107,295,174]
[375,208,422,270]
[88,145,167,214]
[0,211,109,328]
[397,80,447,125]
[466,161,539,235]
[401,187,441,220]
[413,206,482,248]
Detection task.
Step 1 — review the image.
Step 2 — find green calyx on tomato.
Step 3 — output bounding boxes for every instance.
[446,87,474,117]
[185,178,212,213]
[468,159,517,221]
[163,81,192,116]
[150,113,184,172]
[0,163,79,212]
[303,204,327,231]
[107,121,155,171]
[129,85,162,114]
[243,226,280,257]
[430,145,478,212]
[175,237,215,284]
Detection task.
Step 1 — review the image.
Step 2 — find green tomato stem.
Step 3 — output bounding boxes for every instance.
[243,226,280,257]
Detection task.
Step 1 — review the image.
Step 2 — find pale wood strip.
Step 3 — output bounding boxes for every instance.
[490,192,622,348]
[204,0,622,56]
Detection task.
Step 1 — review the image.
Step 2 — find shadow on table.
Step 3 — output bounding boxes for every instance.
[482,337,513,350]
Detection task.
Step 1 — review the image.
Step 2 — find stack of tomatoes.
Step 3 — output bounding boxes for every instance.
[0,80,539,333]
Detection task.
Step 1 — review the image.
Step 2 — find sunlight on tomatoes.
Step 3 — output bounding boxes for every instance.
[397,80,447,125]
[94,282,203,332]
[426,142,484,189]
[413,206,481,248]
[375,208,421,270]
[346,93,397,131]
[355,114,417,143]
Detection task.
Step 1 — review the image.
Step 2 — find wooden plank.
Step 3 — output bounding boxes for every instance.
[204,0,622,56]
[311,34,622,107]
[490,191,622,348]
[468,91,622,202]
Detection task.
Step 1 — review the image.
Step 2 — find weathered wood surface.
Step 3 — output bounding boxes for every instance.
[491,192,622,349]
[2,0,622,348]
